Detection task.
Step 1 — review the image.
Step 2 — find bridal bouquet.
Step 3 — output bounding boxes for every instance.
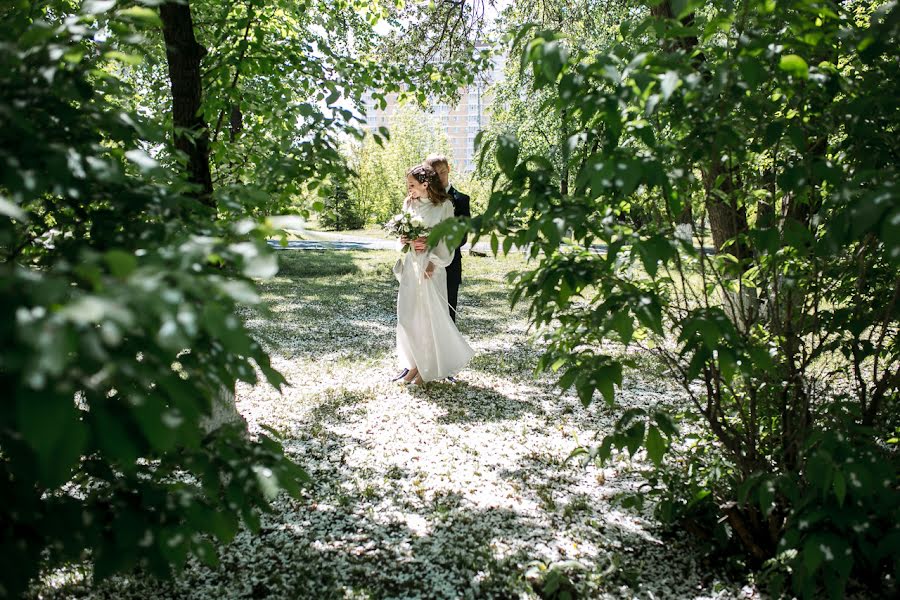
[384,210,429,253]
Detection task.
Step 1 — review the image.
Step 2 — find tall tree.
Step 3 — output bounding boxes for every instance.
[652,1,746,250]
[160,1,214,206]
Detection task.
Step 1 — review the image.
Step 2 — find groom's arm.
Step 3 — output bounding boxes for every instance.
[454,192,471,219]
[454,192,471,249]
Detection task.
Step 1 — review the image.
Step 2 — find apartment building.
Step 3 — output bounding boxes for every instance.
[361,51,504,173]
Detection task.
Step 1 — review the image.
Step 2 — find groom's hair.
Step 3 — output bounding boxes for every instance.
[424,154,450,170]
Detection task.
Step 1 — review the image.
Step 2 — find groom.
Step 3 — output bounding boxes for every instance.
[424,154,470,323]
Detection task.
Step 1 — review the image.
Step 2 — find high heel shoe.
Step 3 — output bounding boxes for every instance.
[401,368,419,384]
[391,368,410,382]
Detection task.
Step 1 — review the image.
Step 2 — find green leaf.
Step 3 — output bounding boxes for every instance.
[718,349,737,383]
[496,135,519,178]
[105,250,137,278]
[594,363,622,405]
[660,71,679,100]
[609,311,634,345]
[832,470,846,506]
[194,539,220,568]
[429,218,467,253]
[210,510,240,544]
[738,56,764,87]
[243,253,278,278]
[645,425,665,466]
[764,121,785,146]
[541,39,567,81]
[17,390,86,486]
[575,375,595,406]
[686,348,709,379]
[653,411,678,437]
[670,0,701,19]
[104,50,143,66]
[61,295,133,326]
[0,195,27,221]
[803,534,838,575]
[758,479,776,516]
[779,54,809,79]
[82,0,116,15]
[132,396,179,452]
[116,6,163,27]
[558,367,579,390]
[881,208,900,264]
[124,149,159,172]
[203,304,253,355]
[91,403,140,466]
[253,464,281,500]
[623,421,645,456]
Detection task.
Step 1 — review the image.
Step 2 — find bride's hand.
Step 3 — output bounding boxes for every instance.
[413,237,427,253]
[424,261,435,279]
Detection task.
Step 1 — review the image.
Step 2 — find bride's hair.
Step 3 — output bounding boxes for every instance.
[407,164,450,205]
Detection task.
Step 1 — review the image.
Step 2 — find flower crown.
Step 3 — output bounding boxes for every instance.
[408,164,437,185]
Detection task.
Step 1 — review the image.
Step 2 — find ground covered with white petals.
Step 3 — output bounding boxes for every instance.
[34,250,761,599]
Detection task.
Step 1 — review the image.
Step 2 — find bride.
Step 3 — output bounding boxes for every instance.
[394,164,474,385]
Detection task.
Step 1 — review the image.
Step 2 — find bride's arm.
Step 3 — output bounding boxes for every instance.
[426,201,456,270]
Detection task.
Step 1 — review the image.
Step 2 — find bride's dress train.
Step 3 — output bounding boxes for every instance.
[395,197,474,382]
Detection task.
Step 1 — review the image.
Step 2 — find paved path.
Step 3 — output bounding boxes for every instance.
[268,231,494,253]
[269,231,715,256]
[267,238,392,251]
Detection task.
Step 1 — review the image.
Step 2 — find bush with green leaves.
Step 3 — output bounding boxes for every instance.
[0,9,307,598]
[343,105,452,226]
[465,0,899,596]
[320,184,367,230]
[343,105,492,227]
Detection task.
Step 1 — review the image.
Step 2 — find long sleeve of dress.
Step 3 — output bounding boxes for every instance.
[427,201,455,268]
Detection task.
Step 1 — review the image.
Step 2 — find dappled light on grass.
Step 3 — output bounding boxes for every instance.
[33,250,764,599]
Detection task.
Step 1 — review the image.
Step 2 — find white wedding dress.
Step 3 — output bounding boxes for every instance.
[394,196,474,382]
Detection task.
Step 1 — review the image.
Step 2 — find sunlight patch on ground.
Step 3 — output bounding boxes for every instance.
[33,251,762,600]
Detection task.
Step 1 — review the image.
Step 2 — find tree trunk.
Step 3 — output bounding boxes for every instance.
[704,161,750,260]
[560,105,569,197]
[160,1,214,207]
[160,2,244,434]
[650,2,700,56]
[199,386,246,435]
[229,104,244,142]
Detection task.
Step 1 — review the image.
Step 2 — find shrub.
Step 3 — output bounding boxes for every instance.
[320,184,367,230]
[465,0,900,596]
[0,10,305,597]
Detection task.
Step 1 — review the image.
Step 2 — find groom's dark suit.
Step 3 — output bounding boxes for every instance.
[446,185,470,323]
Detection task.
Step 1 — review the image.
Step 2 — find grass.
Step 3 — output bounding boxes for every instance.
[33,247,756,600]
